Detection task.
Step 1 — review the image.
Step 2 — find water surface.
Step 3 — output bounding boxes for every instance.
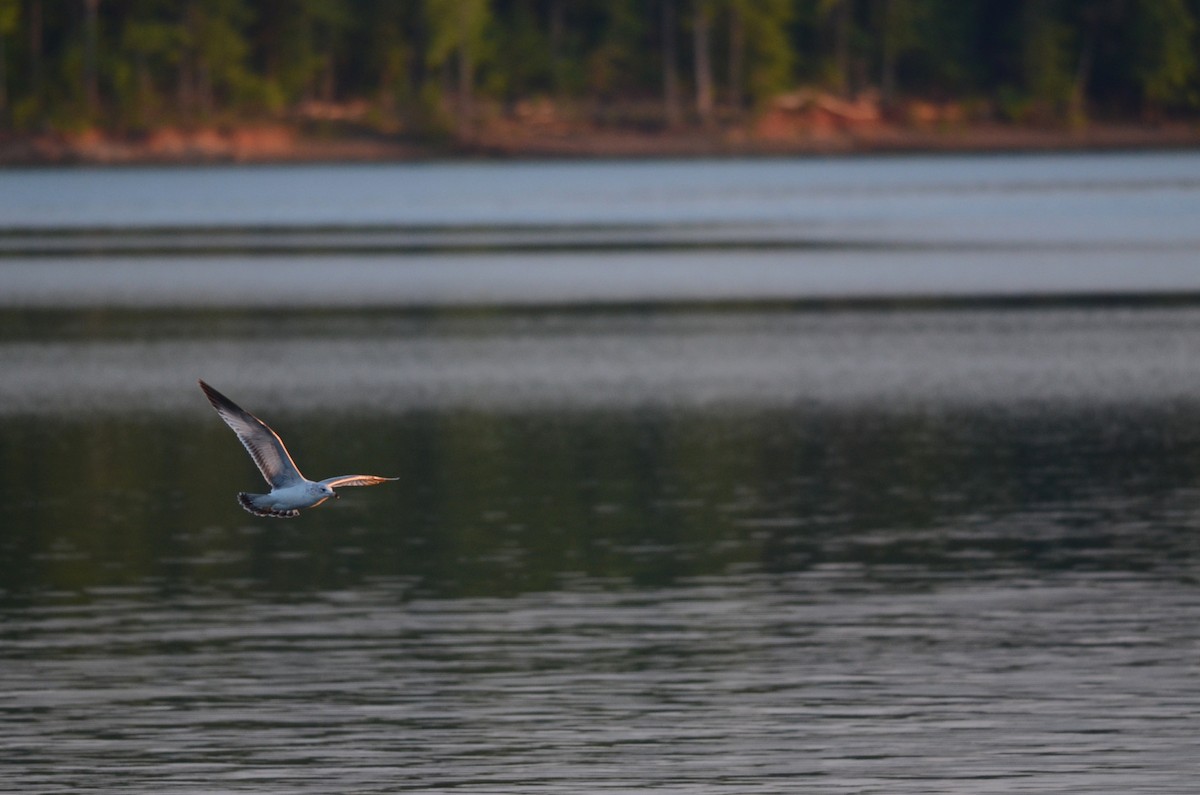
[2,153,1200,792]
[2,151,1200,308]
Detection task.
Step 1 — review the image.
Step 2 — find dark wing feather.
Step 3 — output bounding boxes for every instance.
[199,380,304,488]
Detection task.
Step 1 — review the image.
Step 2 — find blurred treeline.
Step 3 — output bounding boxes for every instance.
[0,0,1197,135]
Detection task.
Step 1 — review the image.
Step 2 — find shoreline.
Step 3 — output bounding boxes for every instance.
[2,120,1199,166]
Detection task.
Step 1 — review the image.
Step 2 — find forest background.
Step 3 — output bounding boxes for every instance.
[1,0,1199,162]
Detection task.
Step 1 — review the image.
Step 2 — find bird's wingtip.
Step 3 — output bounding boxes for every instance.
[197,380,233,411]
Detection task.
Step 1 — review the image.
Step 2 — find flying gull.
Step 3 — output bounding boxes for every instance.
[199,379,397,518]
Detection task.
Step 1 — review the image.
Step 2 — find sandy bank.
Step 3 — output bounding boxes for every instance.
[1,119,1198,166]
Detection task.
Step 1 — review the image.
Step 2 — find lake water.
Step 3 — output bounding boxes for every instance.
[2,152,1200,792]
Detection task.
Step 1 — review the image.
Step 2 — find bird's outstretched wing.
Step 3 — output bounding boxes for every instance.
[198,380,304,489]
[320,475,399,489]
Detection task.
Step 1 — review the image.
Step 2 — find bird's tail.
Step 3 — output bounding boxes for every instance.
[238,492,299,519]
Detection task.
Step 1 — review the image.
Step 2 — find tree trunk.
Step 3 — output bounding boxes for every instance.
[693,1,714,125]
[322,52,335,103]
[834,0,850,97]
[457,12,473,137]
[880,0,897,108]
[0,33,7,116]
[136,53,151,124]
[549,0,564,94]
[29,0,43,109]
[178,54,192,116]
[84,0,100,116]
[178,3,196,118]
[1069,34,1094,126]
[198,59,212,119]
[727,3,745,112]
[662,0,682,126]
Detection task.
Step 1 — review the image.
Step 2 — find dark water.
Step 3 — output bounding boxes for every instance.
[3,154,1200,792]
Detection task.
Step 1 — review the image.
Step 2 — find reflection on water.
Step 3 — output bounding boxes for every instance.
[3,575,1198,793]
[8,307,1200,415]
[3,153,1200,792]
[3,151,1200,310]
[3,307,1200,791]
[5,399,1200,598]
[3,152,1199,236]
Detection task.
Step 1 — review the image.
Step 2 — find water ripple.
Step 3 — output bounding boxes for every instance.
[2,575,1197,793]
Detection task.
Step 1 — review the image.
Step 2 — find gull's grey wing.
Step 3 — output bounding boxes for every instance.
[199,380,304,488]
[320,475,399,489]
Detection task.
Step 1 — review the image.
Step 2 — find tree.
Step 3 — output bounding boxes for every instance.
[692,0,714,124]
[821,0,853,96]
[547,0,565,92]
[0,0,17,116]
[28,0,44,116]
[662,0,682,125]
[83,0,99,115]
[352,1,421,121]
[115,0,184,126]
[1,0,1199,138]
[425,0,491,136]
[1130,0,1197,114]
[731,0,792,108]
[1019,1,1075,122]
[878,0,927,107]
[176,0,259,119]
[254,0,350,108]
[727,0,744,110]
[491,0,553,102]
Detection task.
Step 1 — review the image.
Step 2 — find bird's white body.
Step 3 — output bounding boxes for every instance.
[245,481,336,515]
[199,380,397,518]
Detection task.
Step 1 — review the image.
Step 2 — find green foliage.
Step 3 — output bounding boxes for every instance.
[585,0,648,99]
[734,0,794,106]
[255,0,344,103]
[1021,3,1076,122]
[489,1,553,99]
[189,1,255,98]
[0,0,17,36]
[1,0,1198,134]
[424,0,491,71]
[1130,0,1198,111]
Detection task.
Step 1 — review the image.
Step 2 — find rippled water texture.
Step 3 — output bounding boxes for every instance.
[6,576,1199,794]
[2,154,1200,792]
[1,152,1199,308]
